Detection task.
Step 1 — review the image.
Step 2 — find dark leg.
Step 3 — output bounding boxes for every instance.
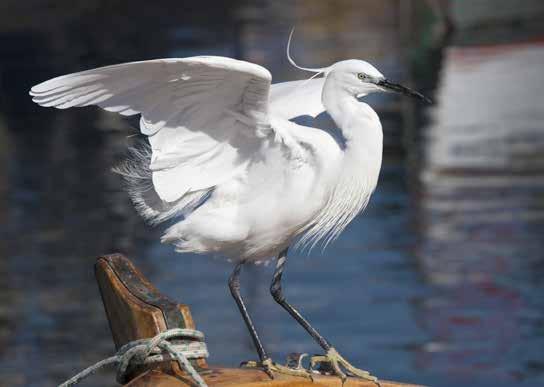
[270,248,380,386]
[228,262,268,362]
[229,260,313,380]
[270,248,332,351]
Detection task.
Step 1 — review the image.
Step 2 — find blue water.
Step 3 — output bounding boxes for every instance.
[1,2,544,387]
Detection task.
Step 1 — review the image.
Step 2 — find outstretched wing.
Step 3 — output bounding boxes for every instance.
[30,57,273,202]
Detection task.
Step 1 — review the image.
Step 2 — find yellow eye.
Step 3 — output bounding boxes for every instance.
[357,73,366,80]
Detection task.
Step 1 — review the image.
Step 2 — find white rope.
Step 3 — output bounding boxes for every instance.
[58,328,209,387]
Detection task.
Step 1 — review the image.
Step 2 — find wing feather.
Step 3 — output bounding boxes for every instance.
[30,57,273,204]
[270,77,326,119]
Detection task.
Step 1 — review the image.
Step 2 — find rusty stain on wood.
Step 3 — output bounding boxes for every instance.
[95,253,421,387]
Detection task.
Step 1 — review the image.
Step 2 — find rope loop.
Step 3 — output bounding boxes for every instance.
[59,328,209,387]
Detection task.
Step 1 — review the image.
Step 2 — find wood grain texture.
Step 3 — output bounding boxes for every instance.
[96,257,167,348]
[127,366,422,387]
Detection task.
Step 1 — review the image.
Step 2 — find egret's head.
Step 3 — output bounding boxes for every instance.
[327,59,431,103]
[286,28,431,103]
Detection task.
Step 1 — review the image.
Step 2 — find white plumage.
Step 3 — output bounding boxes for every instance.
[30,56,392,262]
[29,40,434,384]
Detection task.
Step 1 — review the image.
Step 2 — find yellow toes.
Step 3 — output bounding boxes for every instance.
[310,348,381,386]
[241,357,314,380]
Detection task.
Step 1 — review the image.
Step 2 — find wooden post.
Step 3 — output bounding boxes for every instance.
[95,254,421,387]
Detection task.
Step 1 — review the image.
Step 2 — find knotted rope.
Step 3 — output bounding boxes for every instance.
[59,328,209,387]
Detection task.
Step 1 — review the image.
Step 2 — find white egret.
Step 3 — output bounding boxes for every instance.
[29,31,429,385]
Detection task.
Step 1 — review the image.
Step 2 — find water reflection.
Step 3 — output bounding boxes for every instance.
[417,41,544,385]
[0,1,543,387]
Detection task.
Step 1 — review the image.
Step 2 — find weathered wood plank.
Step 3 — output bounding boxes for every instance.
[95,253,207,383]
[127,366,421,387]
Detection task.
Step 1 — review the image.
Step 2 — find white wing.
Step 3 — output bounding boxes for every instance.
[30,57,274,202]
[270,77,326,120]
[270,77,339,142]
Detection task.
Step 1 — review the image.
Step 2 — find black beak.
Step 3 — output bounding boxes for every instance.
[377,79,432,103]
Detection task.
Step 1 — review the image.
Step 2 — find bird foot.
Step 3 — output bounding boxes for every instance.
[241,356,314,380]
[310,348,381,386]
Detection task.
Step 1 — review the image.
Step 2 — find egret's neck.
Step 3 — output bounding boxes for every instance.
[301,79,384,248]
[321,76,383,195]
[321,78,383,150]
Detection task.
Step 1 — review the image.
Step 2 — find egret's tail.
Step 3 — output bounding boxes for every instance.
[113,142,210,226]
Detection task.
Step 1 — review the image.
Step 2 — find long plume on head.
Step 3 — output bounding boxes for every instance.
[287,28,329,82]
